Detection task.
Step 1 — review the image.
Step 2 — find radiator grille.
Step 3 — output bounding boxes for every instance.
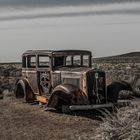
[86,71,106,104]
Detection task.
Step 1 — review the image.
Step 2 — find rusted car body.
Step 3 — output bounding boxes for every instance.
[15,50,131,111]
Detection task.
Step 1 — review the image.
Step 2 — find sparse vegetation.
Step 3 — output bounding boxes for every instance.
[95,103,140,140]
[0,63,21,94]
[93,62,140,84]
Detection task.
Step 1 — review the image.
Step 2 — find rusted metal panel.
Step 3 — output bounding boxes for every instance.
[36,95,48,103]
[21,68,39,94]
[51,72,61,88]
[39,71,51,95]
[71,90,89,105]
[82,72,87,95]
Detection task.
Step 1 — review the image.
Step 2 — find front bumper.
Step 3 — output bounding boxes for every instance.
[69,100,132,111]
[69,103,113,111]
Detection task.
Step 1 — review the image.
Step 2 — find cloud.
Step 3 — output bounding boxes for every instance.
[0,2,140,21]
[0,0,139,8]
[0,9,140,21]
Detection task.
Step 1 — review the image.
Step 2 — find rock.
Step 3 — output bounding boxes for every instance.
[2,89,15,100]
[2,89,9,95]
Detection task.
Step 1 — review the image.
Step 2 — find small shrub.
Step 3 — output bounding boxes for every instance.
[95,104,140,140]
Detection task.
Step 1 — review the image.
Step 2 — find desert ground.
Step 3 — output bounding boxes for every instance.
[0,54,140,140]
[0,64,100,140]
[0,97,102,140]
[0,63,101,140]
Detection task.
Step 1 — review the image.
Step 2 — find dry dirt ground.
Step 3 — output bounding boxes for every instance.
[0,96,101,140]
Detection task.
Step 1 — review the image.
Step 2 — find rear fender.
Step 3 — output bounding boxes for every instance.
[15,78,35,102]
[15,79,26,99]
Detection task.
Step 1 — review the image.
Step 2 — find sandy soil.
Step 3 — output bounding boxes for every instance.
[0,97,101,140]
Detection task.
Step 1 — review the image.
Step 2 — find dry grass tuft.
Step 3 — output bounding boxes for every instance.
[95,103,140,140]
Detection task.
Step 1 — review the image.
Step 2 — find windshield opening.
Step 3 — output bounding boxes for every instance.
[53,54,90,68]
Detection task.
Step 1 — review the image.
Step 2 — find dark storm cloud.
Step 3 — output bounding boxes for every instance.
[0,8,140,21]
[0,0,140,21]
[0,0,139,8]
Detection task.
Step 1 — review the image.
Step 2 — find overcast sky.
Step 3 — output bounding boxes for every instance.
[0,0,140,62]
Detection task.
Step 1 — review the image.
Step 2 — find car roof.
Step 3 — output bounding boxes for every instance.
[22,50,92,56]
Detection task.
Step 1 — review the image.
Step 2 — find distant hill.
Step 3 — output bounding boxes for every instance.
[118,52,140,57]
[94,52,140,63]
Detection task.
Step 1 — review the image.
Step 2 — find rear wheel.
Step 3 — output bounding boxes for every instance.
[107,81,132,103]
[61,105,71,113]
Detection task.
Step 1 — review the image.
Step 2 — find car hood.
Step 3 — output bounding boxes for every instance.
[54,67,93,74]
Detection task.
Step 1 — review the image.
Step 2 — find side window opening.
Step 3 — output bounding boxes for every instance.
[27,55,36,68]
[22,56,26,68]
[53,56,64,67]
[83,55,89,67]
[66,56,72,66]
[38,55,50,68]
[73,55,81,65]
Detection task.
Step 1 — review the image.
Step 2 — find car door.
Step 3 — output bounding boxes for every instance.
[25,55,39,94]
[37,55,51,96]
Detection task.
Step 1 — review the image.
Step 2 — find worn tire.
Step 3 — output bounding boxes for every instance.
[107,81,132,103]
[61,105,71,113]
[48,91,72,111]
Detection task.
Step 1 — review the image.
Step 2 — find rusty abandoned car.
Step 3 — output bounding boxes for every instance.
[15,50,133,112]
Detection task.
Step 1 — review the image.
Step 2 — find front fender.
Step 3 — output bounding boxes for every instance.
[47,84,84,108]
[52,84,79,95]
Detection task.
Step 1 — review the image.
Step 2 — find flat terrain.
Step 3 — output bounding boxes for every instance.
[0,97,100,140]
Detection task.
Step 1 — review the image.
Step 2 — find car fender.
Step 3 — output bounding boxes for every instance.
[15,78,34,102]
[47,84,81,108]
